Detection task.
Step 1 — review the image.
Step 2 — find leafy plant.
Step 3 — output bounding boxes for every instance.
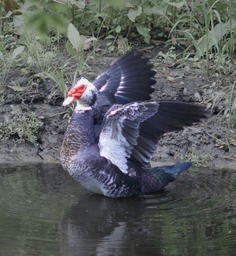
[66,23,97,74]
[4,0,236,62]
[226,81,236,129]
[21,31,58,74]
[0,38,25,82]
[0,106,43,143]
[184,148,210,167]
[169,0,236,63]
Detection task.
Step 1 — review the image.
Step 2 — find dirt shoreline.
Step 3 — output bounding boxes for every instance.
[0,156,235,172]
[1,45,236,170]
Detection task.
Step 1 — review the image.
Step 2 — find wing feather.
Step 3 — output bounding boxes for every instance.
[99,100,209,173]
[93,50,156,106]
[99,102,159,174]
[129,101,210,167]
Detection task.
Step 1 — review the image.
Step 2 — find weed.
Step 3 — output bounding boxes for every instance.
[0,33,25,82]
[0,84,4,106]
[46,71,68,99]
[21,31,58,74]
[226,81,236,129]
[3,0,235,70]
[184,149,210,167]
[0,106,43,143]
[169,0,236,70]
[66,23,97,74]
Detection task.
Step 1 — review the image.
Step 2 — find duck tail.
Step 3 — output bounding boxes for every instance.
[157,162,192,178]
[140,162,192,195]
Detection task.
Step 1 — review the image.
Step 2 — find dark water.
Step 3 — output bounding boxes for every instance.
[0,164,236,256]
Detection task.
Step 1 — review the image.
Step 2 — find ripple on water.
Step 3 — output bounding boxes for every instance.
[0,164,236,256]
[139,167,236,221]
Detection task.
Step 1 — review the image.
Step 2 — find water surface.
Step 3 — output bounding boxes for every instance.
[0,164,236,256]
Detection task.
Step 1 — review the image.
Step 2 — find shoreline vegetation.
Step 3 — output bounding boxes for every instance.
[0,0,236,169]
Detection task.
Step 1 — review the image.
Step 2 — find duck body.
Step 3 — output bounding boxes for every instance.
[61,106,192,198]
[60,51,209,198]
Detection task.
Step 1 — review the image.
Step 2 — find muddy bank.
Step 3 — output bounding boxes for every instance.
[1,44,236,170]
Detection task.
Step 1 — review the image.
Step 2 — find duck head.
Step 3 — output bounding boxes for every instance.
[63,78,98,110]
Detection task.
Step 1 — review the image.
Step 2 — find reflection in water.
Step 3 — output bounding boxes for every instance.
[60,195,160,256]
[0,164,236,256]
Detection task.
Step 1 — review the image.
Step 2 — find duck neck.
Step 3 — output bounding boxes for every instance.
[61,107,96,164]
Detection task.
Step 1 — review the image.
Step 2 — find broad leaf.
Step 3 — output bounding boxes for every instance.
[136,24,151,44]
[127,6,142,22]
[8,85,25,92]
[67,23,81,52]
[168,1,184,8]
[80,36,97,50]
[115,25,121,33]
[196,19,236,58]
[11,46,25,60]
[65,41,77,57]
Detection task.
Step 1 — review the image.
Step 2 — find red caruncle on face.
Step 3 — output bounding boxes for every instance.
[68,84,87,99]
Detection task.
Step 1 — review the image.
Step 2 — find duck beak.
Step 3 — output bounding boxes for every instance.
[63,96,75,106]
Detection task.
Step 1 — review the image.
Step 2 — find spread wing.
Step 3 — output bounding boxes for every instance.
[93,50,156,119]
[130,101,210,168]
[99,100,209,174]
[98,102,159,174]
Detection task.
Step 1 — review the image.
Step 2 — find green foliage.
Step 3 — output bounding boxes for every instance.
[21,31,58,74]
[184,149,210,167]
[0,106,43,143]
[66,22,96,73]
[226,81,236,129]
[15,0,68,36]
[169,0,236,60]
[0,35,25,82]
[0,0,234,110]
[1,0,235,59]
[4,0,234,61]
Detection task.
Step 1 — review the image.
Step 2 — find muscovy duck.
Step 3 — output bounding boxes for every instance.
[61,51,208,198]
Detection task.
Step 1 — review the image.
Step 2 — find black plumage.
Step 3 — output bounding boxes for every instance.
[60,50,209,198]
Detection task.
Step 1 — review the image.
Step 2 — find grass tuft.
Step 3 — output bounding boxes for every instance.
[0,106,43,143]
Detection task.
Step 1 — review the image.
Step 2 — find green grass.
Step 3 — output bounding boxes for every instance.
[184,149,211,167]
[0,0,235,148]
[0,106,43,143]
[226,81,236,129]
[1,0,235,74]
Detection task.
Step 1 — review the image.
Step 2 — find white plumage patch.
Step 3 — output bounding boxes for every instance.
[75,103,92,112]
[75,77,95,90]
[98,101,159,174]
[99,121,130,174]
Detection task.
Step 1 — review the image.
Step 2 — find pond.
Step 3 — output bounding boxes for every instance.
[0,163,236,256]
